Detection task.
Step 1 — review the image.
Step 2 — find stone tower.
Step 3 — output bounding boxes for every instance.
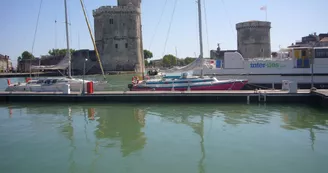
[93,0,144,72]
[236,20,271,59]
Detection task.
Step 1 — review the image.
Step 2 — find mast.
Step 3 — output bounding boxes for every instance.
[197,0,204,77]
[64,0,71,78]
[79,0,106,80]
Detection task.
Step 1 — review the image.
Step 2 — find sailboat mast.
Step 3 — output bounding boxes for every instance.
[64,0,71,78]
[197,0,204,59]
[197,0,204,77]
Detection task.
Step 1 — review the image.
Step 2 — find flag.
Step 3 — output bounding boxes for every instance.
[260,6,267,11]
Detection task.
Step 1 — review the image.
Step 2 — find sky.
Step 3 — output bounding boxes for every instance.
[0,0,327,68]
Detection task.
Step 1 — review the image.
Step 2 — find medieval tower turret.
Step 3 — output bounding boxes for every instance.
[93,0,144,72]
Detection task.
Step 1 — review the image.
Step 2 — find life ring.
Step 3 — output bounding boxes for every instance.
[132,76,139,85]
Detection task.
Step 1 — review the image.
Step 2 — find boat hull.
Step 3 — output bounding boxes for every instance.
[131,80,248,91]
[5,82,107,92]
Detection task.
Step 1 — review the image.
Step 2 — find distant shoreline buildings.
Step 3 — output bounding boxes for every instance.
[0,54,13,73]
[288,32,328,48]
[210,20,328,60]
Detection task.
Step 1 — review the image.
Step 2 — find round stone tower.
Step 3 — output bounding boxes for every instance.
[118,0,141,8]
[93,0,144,72]
[236,20,271,59]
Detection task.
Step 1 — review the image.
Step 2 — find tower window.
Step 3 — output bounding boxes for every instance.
[109,19,114,24]
[115,44,118,49]
[125,43,128,48]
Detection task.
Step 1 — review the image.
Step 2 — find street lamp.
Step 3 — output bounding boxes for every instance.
[310,42,316,90]
[82,58,88,95]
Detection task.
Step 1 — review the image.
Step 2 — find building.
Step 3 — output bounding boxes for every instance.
[93,0,144,72]
[236,20,271,59]
[16,50,103,75]
[289,32,328,48]
[149,59,162,68]
[210,44,237,59]
[0,54,13,72]
[319,37,328,47]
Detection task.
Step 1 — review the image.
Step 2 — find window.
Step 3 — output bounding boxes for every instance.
[115,44,118,49]
[125,43,128,48]
[109,19,114,24]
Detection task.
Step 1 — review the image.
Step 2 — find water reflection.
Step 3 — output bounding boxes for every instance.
[91,105,147,157]
[1,103,328,173]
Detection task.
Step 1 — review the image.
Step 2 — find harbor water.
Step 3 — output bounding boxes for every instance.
[1,103,328,173]
[1,76,328,173]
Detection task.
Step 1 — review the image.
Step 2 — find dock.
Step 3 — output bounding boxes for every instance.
[0,89,327,106]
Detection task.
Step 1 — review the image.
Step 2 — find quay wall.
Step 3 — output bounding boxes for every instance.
[0,91,325,106]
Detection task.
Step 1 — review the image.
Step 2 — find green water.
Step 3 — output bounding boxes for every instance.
[0,74,135,91]
[1,103,328,173]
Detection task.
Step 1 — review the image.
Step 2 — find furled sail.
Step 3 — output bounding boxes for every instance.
[31,55,69,70]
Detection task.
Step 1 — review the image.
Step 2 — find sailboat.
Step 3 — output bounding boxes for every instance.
[128,0,248,91]
[5,0,108,93]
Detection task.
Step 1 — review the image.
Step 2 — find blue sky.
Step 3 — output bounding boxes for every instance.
[0,0,327,67]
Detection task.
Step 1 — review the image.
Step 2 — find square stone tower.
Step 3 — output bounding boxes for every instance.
[93,0,144,72]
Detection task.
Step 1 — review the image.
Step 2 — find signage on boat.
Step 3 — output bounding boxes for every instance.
[250,62,286,68]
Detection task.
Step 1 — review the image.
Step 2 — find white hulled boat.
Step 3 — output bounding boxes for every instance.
[193,47,328,89]
[6,0,107,93]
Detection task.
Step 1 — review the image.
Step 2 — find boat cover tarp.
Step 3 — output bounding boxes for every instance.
[160,56,206,73]
[31,56,69,70]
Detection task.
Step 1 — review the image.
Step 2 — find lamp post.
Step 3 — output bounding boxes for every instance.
[311,48,314,89]
[82,58,88,95]
[310,42,316,89]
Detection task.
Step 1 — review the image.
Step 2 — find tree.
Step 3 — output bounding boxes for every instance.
[162,54,177,67]
[184,57,196,65]
[177,58,185,66]
[17,56,22,61]
[144,60,149,67]
[21,51,35,60]
[143,50,153,60]
[48,48,75,56]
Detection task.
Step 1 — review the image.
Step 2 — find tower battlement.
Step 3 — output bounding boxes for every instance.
[93,5,140,17]
[236,21,271,30]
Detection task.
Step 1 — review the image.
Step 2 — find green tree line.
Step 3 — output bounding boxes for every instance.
[17,49,76,61]
[16,48,195,67]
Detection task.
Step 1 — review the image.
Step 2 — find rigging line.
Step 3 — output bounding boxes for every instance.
[221,0,235,36]
[31,0,43,54]
[148,0,168,50]
[162,0,178,56]
[203,0,210,58]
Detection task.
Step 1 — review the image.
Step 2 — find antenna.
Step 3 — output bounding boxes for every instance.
[55,20,57,50]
